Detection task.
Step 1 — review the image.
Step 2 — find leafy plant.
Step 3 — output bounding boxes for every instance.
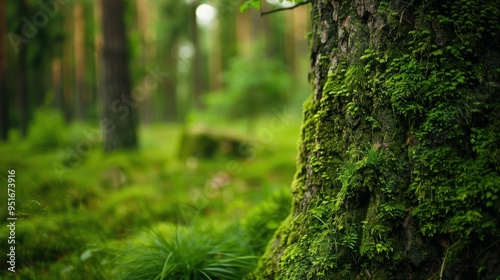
[205,48,291,121]
[27,108,68,150]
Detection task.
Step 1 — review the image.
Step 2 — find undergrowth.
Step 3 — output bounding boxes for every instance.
[0,115,300,279]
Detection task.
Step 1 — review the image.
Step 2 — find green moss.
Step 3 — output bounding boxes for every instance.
[253,0,500,278]
[243,189,292,256]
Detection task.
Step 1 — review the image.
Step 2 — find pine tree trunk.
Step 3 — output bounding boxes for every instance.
[0,0,8,141]
[99,0,137,152]
[251,0,500,279]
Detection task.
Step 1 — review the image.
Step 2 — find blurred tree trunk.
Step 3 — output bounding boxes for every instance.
[62,3,74,122]
[136,0,153,124]
[209,23,222,91]
[164,44,178,122]
[0,0,7,140]
[236,8,252,57]
[17,44,28,138]
[16,0,29,138]
[219,9,236,77]
[284,10,296,86]
[51,58,64,112]
[191,0,203,109]
[99,0,137,152]
[251,0,500,279]
[73,3,86,120]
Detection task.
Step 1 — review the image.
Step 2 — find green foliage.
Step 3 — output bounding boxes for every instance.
[239,0,307,12]
[113,222,257,280]
[242,188,291,255]
[240,0,260,13]
[205,49,291,120]
[27,108,67,150]
[0,117,301,279]
[178,126,249,159]
[99,185,180,235]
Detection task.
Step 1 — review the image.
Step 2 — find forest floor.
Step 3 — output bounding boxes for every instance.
[0,113,301,279]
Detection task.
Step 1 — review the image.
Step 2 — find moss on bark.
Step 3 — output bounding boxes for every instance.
[249,0,500,279]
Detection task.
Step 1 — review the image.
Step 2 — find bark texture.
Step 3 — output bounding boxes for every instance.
[99,0,137,152]
[250,0,500,279]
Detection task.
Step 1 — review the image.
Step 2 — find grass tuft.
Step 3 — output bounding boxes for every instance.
[113,222,257,280]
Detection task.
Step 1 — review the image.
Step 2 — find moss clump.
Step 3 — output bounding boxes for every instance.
[242,188,291,256]
[178,125,250,160]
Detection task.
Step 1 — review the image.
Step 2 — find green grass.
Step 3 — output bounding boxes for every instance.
[112,222,257,280]
[0,114,301,279]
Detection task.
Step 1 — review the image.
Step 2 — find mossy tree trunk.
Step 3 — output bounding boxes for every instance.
[251,0,500,279]
[99,0,137,152]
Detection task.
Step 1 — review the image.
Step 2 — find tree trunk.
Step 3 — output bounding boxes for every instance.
[251,0,500,279]
[73,2,86,120]
[191,0,204,110]
[15,0,30,138]
[17,38,28,138]
[62,3,74,122]
[99,0,137,152]
[220,8,237,76]
[0,0,7,141]
[164,44,178,122]
[51,58,63,112]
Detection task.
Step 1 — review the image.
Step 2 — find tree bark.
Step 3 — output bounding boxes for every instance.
[0,0,8,141]
[251,0,500,279]
[99,0,137,152]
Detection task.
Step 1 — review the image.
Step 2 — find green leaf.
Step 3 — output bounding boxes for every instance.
[240,0,260,12]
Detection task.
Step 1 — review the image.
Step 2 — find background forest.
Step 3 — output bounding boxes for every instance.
[0,0,310,278]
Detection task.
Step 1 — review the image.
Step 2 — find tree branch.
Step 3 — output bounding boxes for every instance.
[261,0,311,16]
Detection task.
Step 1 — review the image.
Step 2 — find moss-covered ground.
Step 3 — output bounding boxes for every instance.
[0,112,301,279]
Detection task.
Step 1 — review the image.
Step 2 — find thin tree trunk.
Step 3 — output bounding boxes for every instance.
[164,44,178,122]
[136,0,153,124]
[191,0,203,109]
[14,0,30,138]
[219,8,237,76]
[251,0,500,279]
[0,0,8,141]
[209,21,222,91]
[17,46,28,138]
[62,3,74,122]
[284,10,296,86]
[236,8,252,57]
[73,3,86,120]
[51,58,63,112]
[99,0,137,152]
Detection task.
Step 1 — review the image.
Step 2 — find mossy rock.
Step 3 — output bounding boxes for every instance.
[179,125,250,159]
